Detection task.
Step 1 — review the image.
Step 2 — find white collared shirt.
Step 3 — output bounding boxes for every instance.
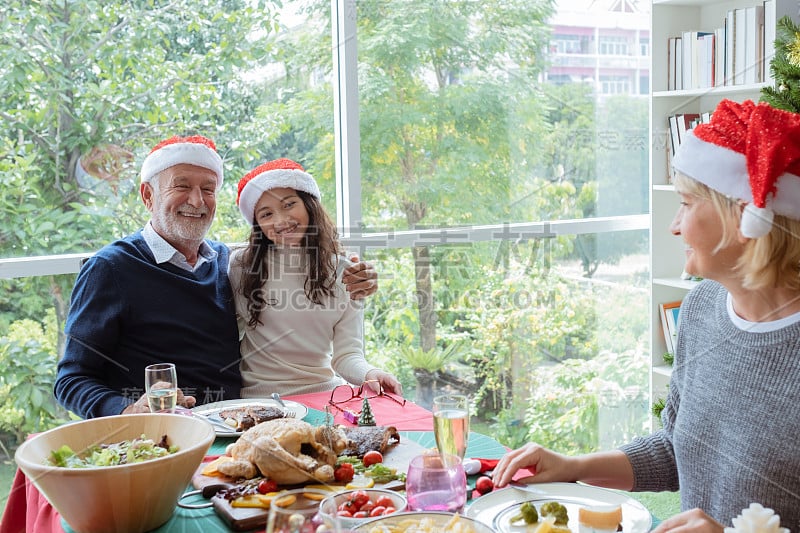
[142,221,217,273]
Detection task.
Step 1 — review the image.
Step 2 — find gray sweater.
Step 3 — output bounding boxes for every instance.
[620,280,800,529]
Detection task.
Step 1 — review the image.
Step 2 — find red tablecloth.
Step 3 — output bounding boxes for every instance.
[0,391,435,533]
[284,390,434,430]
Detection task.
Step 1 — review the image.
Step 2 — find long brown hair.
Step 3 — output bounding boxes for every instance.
[239,190,344,327]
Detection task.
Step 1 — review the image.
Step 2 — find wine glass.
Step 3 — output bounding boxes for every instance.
[266,488,340,533]
[432,394,469,459]
[144,363,178,413]
[405,451,467,514]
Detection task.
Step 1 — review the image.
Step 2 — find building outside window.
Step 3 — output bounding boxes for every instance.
[599,35,629,55]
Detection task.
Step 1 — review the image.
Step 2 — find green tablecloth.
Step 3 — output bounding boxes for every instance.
[62,409,659,532]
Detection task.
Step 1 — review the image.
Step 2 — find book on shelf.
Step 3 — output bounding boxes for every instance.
[659,300,682,355]
[668,115,680,158]
[714,26,725,87]
[667,36,678,91]
[664,1,772,91]
[743,4,765,84]
[734,7,747,85]
[764,0,776,84]
[725,9,735,85]
[681,30,695,89]
[678,113,700,141]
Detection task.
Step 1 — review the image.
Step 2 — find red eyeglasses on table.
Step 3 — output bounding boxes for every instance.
[327,380,408,424]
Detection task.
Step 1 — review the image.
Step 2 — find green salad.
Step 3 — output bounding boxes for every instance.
[49,434,178,468]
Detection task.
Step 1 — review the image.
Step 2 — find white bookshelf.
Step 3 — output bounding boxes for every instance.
[649,0,797,428]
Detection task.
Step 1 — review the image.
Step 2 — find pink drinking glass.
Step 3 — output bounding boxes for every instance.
[405,451,467,514]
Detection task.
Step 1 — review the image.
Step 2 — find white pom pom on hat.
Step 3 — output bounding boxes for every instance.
[671,99,800,238]
[236,158,321,224]
[140,135,223,188]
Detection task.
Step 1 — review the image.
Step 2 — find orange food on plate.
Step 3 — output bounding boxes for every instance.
[201,455,234,476]
[578,504,623,531]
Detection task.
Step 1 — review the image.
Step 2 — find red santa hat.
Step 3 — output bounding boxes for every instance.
[672,99,800,238]
[140,135,223,188]
[236,158,321,223]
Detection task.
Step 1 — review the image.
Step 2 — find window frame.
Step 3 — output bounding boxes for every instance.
[0,1,650,280]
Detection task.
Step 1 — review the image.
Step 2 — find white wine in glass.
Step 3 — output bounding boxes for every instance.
[432,394,469,459]
[144,363,178,413]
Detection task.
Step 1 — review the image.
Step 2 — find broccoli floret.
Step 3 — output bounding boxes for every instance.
[510,501,539,524]
[540,501,569,525]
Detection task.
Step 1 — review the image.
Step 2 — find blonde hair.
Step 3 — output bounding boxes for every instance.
[673,173,800,291]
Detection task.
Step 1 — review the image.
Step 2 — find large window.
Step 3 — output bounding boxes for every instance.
[0,1,650,454]
[553,34,583,54]
[599,35,629,56]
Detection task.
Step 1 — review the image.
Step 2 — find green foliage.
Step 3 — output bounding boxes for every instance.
[651,396,666,423]
[516,349,649,454]
[399,341,467,372]
[761,16,800,112]
[0,316,70,442]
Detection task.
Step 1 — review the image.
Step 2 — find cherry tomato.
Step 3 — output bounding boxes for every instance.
[353,511,369,519]
[475,475,494,495]
[359,502,376,514]
[374,496,394,509]
[351,490,370,508]
[369,505,386,517]
[257,479,278,494]
[362,451,383,467]
[339,501,356,512]
[383,506,397,515]
[334,463,355,483]
[337,510,353,518]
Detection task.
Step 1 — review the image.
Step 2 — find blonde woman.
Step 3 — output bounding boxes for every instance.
[493,100,800,531]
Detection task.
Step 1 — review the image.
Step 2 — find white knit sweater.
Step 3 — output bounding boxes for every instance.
[228,246,376,397]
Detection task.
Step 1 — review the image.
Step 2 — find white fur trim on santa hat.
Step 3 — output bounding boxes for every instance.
[140,142,223,187]
[672,130,753,202]
[674,130,800,237]
[237,168,320,223]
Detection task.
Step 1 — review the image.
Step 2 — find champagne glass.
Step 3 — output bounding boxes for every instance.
[144,363,178,413]
[267,488,339,533]
[432,394,469,459]
[405,451,467,514]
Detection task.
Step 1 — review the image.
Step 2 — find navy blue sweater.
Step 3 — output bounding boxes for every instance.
[54,231,241,418]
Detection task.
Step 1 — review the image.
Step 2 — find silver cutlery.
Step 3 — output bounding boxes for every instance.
[508,481,547,497]
[200,414,237,432]
[272,392,287,408]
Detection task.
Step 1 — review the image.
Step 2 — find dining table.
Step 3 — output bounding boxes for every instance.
[0,391,659,533]
[0,391,500,533]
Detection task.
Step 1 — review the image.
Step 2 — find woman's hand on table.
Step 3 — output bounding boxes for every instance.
[365,369,403,396]
[491,442,575,487]
[650,508,724,533]
[121,387,196,414]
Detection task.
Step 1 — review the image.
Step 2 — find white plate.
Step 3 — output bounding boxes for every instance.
[192,398,309,437]
[466,483,652,533]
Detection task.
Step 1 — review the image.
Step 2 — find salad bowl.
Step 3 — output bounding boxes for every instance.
[14,413,215,533]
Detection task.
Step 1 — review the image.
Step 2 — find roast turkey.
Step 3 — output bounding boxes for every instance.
[217,418,349,485]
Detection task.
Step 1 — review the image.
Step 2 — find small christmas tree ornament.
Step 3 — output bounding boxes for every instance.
[358,397,376,426]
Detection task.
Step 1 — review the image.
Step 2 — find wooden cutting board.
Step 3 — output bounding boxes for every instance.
[192,438,431,531]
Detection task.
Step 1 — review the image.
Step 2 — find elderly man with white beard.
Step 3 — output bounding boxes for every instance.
[54,135,377,419]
